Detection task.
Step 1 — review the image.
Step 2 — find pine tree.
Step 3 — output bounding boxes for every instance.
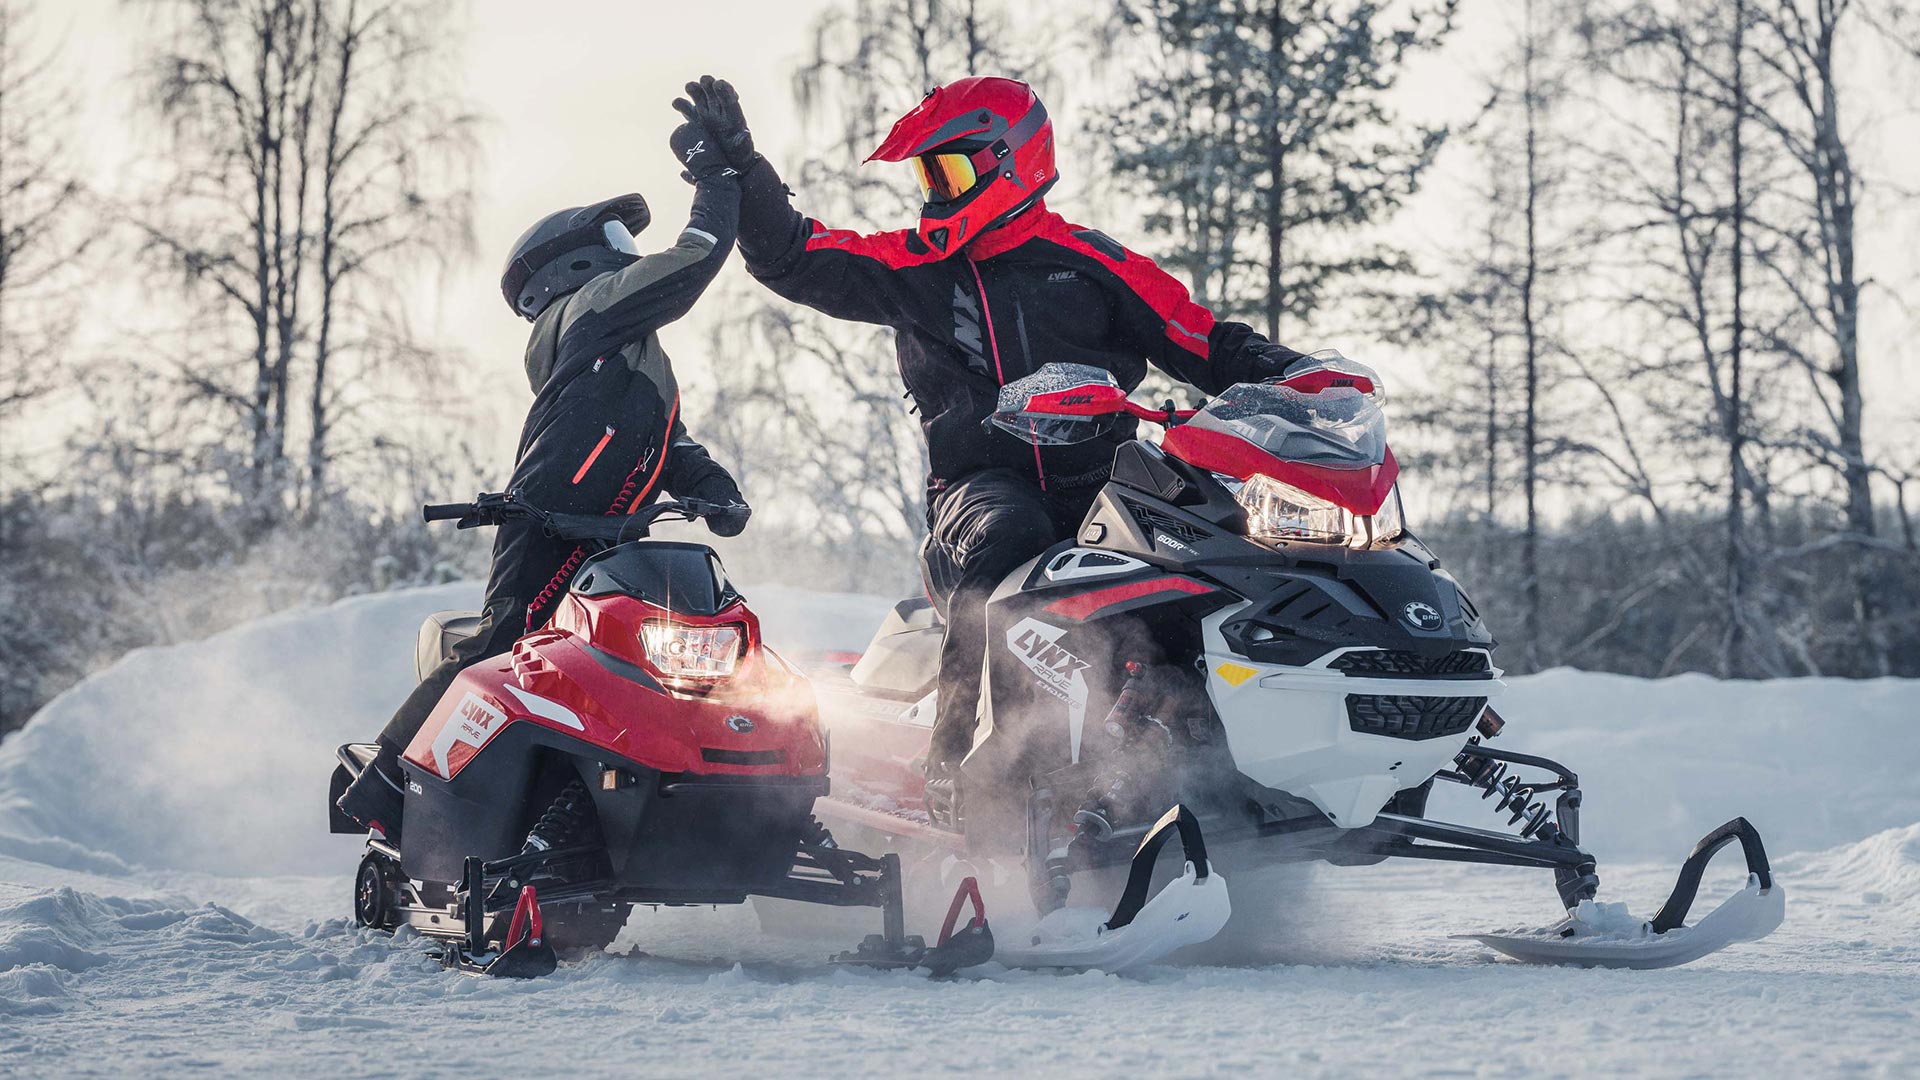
[1095,0,1453,339]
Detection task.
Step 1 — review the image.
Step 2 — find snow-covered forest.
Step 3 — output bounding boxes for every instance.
[4,0,1919,735]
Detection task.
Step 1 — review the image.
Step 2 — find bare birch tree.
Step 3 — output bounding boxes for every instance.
[0,0,92,454]
[129,0,475,519]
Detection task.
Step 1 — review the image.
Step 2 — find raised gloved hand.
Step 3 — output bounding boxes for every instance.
[672,76,758,170]
[670,120,739,184]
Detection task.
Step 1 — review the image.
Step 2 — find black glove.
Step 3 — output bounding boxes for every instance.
[672,76,759,170]
[704,501,751,538]
[687,471,751,536]
[1254,343,1312,381]
[670,120,739,184]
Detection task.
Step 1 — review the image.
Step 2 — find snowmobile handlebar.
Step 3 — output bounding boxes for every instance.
[420,490,747,546]
[422,502,475,522]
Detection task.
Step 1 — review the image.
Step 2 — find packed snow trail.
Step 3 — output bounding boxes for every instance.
[1,584,1917,1076]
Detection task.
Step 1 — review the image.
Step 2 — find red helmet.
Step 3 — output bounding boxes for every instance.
[868,76,1057,256]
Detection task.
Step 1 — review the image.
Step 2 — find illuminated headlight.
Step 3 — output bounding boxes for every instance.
[1227,473,1407,548]
[640,620,744,682]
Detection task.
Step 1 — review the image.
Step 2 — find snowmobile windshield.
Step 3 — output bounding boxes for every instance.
[988,363,1125,446]
[1184,383,1387,470]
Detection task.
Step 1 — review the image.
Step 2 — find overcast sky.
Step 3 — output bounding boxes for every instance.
[38,0,1920,477]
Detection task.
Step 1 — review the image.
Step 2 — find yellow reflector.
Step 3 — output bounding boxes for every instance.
[1215,662,1258,687]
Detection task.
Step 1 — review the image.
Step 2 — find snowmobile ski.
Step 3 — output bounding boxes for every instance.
[835,874,996,976]
[1464,817,1785,969]
[439,874,559,978]
[996,805,1230,971]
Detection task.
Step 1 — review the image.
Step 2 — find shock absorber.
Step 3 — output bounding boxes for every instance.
[1454,743,1552,839]
[1076,661,1170,839]
[522,778,594,854]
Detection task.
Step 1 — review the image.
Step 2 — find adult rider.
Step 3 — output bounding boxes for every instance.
[673,75,1370,818]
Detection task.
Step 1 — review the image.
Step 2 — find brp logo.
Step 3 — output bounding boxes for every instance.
[1402,601,1444,632]
[725,714,755,733]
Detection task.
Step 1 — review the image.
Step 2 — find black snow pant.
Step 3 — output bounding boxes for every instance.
[376,367,693,754]
[920,468,1102,766]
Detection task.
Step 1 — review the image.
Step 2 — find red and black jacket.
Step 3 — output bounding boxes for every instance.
[735,158,1305,495]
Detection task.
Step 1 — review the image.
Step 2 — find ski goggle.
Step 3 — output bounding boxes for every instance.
[602,219,640,256]
[912,151,982,203]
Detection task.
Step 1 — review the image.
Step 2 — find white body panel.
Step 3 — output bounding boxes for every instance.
[1199,603,1504,829]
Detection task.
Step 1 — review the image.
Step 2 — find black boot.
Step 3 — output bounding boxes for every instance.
[335,740,407,842]
[924,760,962,830]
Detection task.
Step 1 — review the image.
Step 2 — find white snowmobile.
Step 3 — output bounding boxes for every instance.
[810,356,1785,972]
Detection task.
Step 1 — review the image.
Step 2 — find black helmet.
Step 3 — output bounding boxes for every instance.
[500,193,652,320]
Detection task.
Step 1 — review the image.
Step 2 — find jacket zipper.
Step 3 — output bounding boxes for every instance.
[968,257,1046,491]
[571,425,615,485]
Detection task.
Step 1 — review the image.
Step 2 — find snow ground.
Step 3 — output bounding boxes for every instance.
[1,583,1916,1077]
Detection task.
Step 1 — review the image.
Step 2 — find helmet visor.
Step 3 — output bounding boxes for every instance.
[912,151,979,204]
[601,219,640,256]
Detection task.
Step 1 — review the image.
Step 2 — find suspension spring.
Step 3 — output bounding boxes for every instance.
[1455,750,1552,839]
[523,778,594,854]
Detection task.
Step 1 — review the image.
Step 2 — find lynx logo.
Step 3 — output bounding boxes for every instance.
[1006,617,1093,762]
[725,714,755,733]
[1047,270,1079,283]
[429,691,506,779]
[1402,601,1444,632]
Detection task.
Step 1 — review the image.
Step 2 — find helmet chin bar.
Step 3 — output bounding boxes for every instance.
[916,174,1058,255]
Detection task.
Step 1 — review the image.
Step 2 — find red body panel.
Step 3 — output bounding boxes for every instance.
[404,589,824,783]
[1042,576,1213,621]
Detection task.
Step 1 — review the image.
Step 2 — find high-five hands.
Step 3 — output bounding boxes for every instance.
[672,76,759,173]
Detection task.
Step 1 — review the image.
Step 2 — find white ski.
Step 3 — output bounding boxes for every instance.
[1464,872,1785,970]
[995,860,1231,971]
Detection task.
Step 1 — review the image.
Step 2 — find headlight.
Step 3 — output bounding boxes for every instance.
[1227,473,1407,548]
[640,619,744,682]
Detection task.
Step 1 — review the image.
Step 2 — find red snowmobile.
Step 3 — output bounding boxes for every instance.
[327,492,995,977]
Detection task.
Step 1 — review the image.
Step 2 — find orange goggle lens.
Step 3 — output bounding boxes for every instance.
[912,152,980,203]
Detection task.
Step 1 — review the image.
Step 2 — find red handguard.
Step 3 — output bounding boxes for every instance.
[1279,368,1377,396]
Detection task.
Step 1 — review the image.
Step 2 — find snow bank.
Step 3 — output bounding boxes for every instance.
[1482,670,1920,861]
[0,582,891,878]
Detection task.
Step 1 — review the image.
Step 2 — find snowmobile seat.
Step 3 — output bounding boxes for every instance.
[338,742,382,776]
[329,743,384,834]
[415,610,483,681]
[849,597,944,700]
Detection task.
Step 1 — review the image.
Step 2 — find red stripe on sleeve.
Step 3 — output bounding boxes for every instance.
[1045,220,1216,358]
[803,222,943,271]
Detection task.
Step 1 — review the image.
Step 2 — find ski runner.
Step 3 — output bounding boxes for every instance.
[335,115,751,840]
[675,75,1370,816]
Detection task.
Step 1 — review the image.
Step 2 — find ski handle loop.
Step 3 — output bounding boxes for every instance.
[1106,804,1209,932]
[505,885,544,951]
[1648,817,1773,934]
[938,876,988,947]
